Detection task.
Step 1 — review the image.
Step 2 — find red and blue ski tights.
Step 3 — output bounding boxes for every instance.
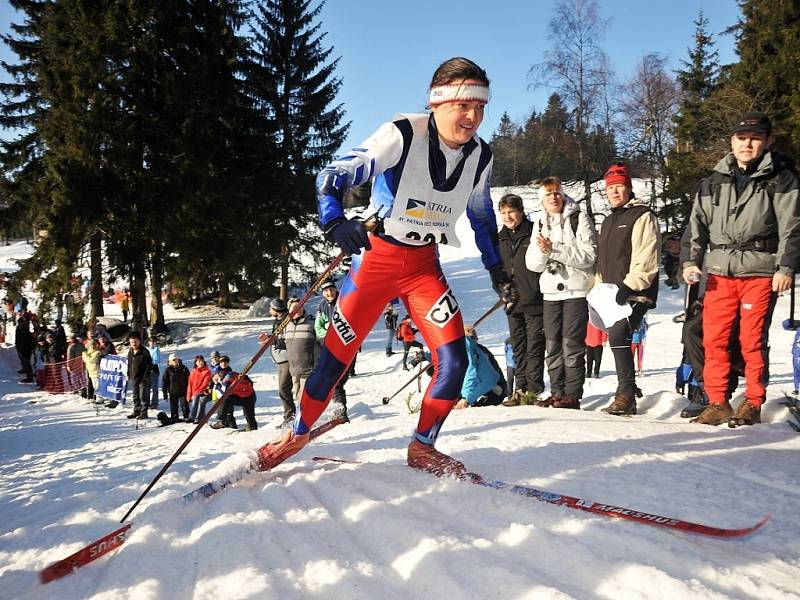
[295,235,467,445]
[703,275,775,407]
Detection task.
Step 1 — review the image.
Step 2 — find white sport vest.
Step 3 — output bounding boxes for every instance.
[382,113,482,248]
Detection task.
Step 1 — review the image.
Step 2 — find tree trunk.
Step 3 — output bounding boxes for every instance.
[130,259,148,335]
[89,231,104,320]
[149,249,166,332]
[218,273,231,308]
[280,243,289,300]
[583,178,594,217]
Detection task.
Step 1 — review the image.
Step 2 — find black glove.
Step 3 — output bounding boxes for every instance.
[489,266,519,312]
[615,283,633,306]
[326,218,372,255]
[489,265,511,290]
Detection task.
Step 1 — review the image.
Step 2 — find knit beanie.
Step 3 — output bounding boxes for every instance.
[604,162,631,188]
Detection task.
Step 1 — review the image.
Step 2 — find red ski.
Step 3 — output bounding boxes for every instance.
[38,416,347,584]
[312,456,770,539]
[39,524,131,584]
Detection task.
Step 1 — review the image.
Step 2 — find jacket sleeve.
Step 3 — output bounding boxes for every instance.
[314,312,329,339]
[525,218,549,273]
[162,369,170,394]
[459,339,480,404]
[774,167,800,275]
[550,211,597,269]
[465,155,502,271]
[623,211,661,291]
[681,184,710,269]
[316,121,403,230]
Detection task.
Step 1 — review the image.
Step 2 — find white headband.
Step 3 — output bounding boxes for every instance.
[428,83,489,106]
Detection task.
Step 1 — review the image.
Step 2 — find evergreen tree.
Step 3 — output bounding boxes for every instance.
[489,112,521,186]
[666,11,721,226]
[0,1,51,258]
[536,93,580,181]
[729,0,800,156]
[674,12,719,154]
[248,0,349,296]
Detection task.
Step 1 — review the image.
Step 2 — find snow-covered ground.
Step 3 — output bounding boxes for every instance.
[2,230,800,599]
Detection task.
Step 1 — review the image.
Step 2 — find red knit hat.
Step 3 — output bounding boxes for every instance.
[604,162,631,188]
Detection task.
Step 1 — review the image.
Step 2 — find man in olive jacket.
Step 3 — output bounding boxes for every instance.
[682,111,800,428]
[284,298,319,407]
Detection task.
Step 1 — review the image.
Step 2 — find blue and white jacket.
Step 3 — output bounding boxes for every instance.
[317,113,501,270]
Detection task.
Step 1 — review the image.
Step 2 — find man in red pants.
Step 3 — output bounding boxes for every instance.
[257,57,516,476]
[682,112,800,427]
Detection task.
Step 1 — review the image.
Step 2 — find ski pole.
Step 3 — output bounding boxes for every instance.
[119,215,379,523]
[783,275,797,330]
[382,299,504,405]
[472,299,504,329]
[382,363,431,405]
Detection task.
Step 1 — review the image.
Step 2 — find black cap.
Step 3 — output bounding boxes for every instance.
[269,297,287,312]
[219,355,230,362]
[320,279,336,292]
[732,111,771,136]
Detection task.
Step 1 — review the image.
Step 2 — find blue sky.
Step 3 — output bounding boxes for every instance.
[1,0,741,153]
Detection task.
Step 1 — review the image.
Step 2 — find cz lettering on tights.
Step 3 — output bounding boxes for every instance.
[425,288,460,328]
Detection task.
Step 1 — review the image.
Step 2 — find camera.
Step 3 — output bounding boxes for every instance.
[546,260,564,275]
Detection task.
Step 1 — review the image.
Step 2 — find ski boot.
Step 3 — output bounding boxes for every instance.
[256,430,310,471]
[407,439,466,478]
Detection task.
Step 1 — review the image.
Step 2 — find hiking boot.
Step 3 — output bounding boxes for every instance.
[256,430,310,471]
[407,439,466,478]
[535,394,558,407]
[691,401,734,426]
[680,389,708,419]
[502,389,526,407]
[728,399,761,428]
[126,412,140,419]
[210,421,227,429]
[552,395,581,410]
[602,394,637,416]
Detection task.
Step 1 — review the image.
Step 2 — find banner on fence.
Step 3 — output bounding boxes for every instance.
[97,355,128,402]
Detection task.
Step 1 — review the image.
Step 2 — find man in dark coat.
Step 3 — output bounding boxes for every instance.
[162,354,190,423]
[16,316,35,383]
[497,193,545,405]
[126,331,152,419]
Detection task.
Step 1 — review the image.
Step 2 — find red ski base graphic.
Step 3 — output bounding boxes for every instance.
[39,524,131,584]
[39,416,348,585]
[312,457,770,539]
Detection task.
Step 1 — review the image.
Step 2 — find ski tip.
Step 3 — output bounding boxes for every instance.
[753,513,772,531]
[39,523,132,584]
